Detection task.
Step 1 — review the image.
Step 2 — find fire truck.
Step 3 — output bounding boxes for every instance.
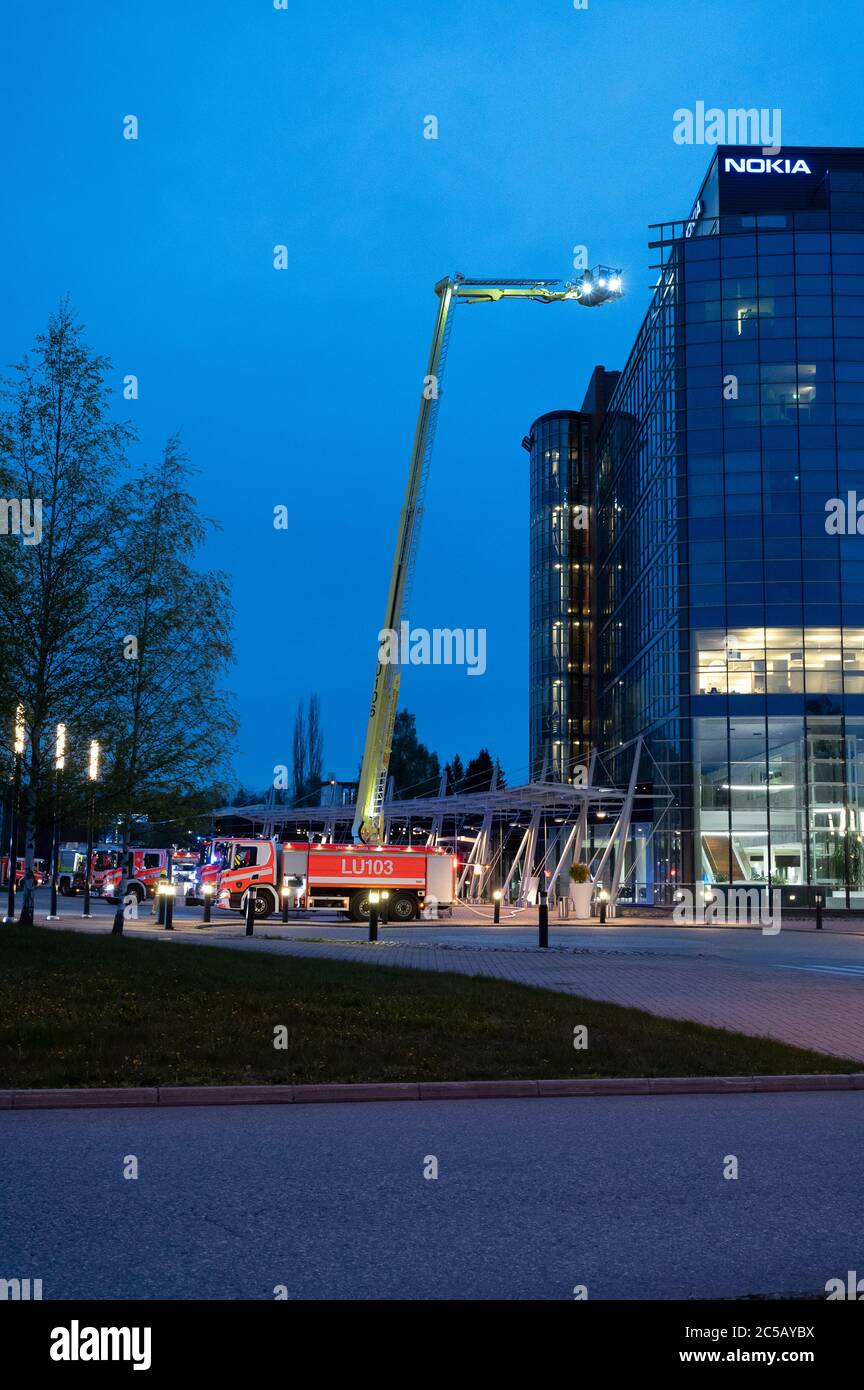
[58,845,123,897]
[1,857,47,889]
[196,837,455,921]
[101,848,173,903]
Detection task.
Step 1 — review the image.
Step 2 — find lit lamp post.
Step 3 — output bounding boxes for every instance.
[368,890,380,943]
[47,723,66,920]
[493,889,502,925]
[82,741,99,918]
[380,889,390,926]
[161,881,176,931]
[4,704,25,923]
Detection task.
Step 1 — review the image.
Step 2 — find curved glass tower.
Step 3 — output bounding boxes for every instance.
[525,410,594,783]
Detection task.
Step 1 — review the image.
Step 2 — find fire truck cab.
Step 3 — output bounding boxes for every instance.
[101,849,172,903]
[58,845,122,896]
[1,857,47,889]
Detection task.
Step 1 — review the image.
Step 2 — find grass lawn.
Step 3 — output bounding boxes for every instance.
[0,925,858,1088]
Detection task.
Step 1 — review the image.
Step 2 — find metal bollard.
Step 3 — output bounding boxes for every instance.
[815,891,823,930]
[281,887,290,924]
[201,887,213,926]
[538,889,549,948]
[164,886,175,931]
[493,890,501,925]
[245,888,256,936]
[369,891,379,942]
[157,885,167,925]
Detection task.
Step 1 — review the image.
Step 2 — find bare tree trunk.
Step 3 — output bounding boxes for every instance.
[18,727,40,925]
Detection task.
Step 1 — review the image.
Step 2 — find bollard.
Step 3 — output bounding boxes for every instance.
[201,886,213,926]
[245,888,256,936]
[368,891,379,943]
[164,885,175,931]
[157,885,167,925]
[815,891,823,931]
[281,887,290,924]
[493,890,501,925]
[538,889,549,948]
[381,890,390,926]
[599,890,608,926]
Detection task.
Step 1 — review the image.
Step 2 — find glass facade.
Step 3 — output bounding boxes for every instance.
[592,146,864,908]
[525,411,594,782]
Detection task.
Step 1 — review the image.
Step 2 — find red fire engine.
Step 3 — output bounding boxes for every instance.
[101,848,173,903]
[58,845,123,896]
[1,857,47,889]
[195,837,455,921]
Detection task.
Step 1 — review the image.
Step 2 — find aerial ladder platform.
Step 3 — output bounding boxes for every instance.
[351,269,623,844]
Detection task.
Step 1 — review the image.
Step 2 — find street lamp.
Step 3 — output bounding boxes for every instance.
[82,741,99,919]
[4,704,25,923]
[159,880,176,931]
[47,723,66,921]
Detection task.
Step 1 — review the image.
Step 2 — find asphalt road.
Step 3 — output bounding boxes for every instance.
[2,1092,862,1300]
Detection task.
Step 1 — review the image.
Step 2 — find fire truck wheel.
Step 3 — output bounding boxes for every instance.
[246,886,276,920]
[389,892,417,922]
[349,890,372,921]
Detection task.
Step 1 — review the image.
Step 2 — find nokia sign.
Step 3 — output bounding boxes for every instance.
[724,156,812,175]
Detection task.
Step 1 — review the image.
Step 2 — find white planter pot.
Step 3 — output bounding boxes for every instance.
[569,882,593,919]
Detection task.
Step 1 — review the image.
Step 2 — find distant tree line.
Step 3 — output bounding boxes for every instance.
[388,711,505,799]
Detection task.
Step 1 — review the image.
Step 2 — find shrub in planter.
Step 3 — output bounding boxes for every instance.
[568,862,593,917]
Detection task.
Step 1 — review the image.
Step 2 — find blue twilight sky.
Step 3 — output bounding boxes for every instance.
[0,0,860,792]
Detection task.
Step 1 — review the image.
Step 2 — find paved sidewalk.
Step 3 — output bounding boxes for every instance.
[41,916,864,1063]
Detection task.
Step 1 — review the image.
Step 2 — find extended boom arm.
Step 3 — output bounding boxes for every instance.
[351,270,622,843]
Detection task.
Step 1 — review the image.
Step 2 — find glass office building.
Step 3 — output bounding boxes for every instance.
[591,145,864,909]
